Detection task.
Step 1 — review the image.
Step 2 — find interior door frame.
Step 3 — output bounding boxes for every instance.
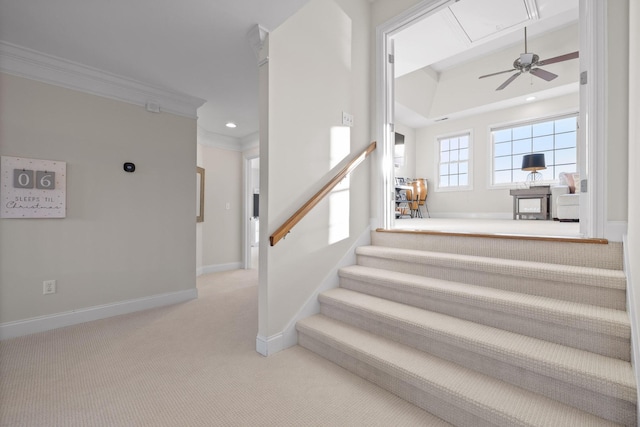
[242,152,259,269]
[375,0,607,238]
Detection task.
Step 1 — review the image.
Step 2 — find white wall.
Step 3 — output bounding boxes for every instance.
[395,68,438,119]
[260,0,372,346]
[606,1,630,222]
[196,144,243,273]
[415,92,579,217]
[0,73,196,325]
[624,0,640,409]
[371,0,424,26]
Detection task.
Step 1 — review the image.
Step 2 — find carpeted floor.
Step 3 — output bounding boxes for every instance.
[0,269,449,427]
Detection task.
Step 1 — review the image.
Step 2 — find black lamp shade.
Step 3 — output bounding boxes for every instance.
[521,153,546,171]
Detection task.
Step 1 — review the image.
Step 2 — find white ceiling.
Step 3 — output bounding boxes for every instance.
[0,0,579,143]
[391,0,579,127]
[0,0,309,140]
[393,0,579,77]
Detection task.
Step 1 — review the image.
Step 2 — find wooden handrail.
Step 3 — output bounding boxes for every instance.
[270,141,377,246]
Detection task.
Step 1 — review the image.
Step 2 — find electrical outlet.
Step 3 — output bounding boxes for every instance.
[43,280,56,295]
[342,111,354,127]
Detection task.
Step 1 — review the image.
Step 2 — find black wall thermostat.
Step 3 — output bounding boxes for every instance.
[123,162,136,173]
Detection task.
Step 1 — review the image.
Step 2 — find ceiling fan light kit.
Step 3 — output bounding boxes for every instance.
[479,27,579,90]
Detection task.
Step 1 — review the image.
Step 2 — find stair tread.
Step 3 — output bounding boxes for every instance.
[339,265,630,338]
[320,287,636,402]
[297,315,620,427]
[356,246,626,289]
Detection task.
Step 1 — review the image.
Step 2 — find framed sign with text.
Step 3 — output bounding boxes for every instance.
[1,156,67,218]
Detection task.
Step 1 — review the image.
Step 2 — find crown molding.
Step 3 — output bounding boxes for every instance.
[198,126,259,152]
[198,126,243,151]
[240,132,260,151]
[0,41,205,119]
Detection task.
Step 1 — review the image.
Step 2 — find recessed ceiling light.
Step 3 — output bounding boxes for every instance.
[225,122,237,128]
[526,96,537,102]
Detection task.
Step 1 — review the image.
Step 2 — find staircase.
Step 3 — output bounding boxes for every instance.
[296,230,637,426]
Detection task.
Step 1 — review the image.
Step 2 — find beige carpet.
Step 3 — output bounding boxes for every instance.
[0,269,450,427]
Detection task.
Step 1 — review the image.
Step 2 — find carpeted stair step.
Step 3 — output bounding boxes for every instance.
[296,315,621,427]
[338,265,631,361]
[355,246,626,309]
[317,287,636,426]
[371,231,624,270]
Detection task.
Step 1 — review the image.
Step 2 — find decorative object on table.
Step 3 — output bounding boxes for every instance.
[1,156,66,218]
[522,153,546,185]
[478,27,579,91]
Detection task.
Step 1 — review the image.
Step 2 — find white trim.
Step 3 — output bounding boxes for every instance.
[622,235,640,420]
[198,129,258,154]
[604,221,627,243]
[434,129,473,192]
[0,41,205,119]
[243,151,260,270]
[198,262,243,276]
[240,132,260,151]
[0,288,198,340]
[198,127,243,152]
[247,25,270,60]
[255,333,283,357]
[487,112,579,189]
[426,212,512,220]
[579,0,607,239]
[377,0,456,231]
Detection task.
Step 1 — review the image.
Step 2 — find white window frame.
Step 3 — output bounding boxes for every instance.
[488,113,579,189]
[435,130,473,192]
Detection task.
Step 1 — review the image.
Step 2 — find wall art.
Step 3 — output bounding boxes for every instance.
[1,156,67,218]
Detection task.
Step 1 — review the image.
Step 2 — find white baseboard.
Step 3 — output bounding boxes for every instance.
[198,262,243,276]
[0,288,198,340]
[255,333,283,357]
[428,212,513,220]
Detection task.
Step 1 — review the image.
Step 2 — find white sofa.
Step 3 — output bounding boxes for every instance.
[551,172,580,221]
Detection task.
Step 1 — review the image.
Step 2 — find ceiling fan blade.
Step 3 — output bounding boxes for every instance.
[530,67,558,81]
[479,68,517,79]
[536,51,579,66]
[496,72,521,90]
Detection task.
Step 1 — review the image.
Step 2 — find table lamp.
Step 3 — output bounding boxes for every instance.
[522,153,546,185]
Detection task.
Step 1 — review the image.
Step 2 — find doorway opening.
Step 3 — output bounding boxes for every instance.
[244,156,260,269]
[376,0,605,239]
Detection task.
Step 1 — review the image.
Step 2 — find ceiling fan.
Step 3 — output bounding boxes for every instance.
[478,27,579,91]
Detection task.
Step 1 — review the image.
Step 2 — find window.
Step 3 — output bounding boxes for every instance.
[491,114,577,186]
[437,132,471,190]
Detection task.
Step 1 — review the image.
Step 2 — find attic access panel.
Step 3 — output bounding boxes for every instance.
[450,0,537,43]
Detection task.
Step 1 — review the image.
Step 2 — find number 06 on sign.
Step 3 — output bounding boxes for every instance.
[1,156,67,218]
